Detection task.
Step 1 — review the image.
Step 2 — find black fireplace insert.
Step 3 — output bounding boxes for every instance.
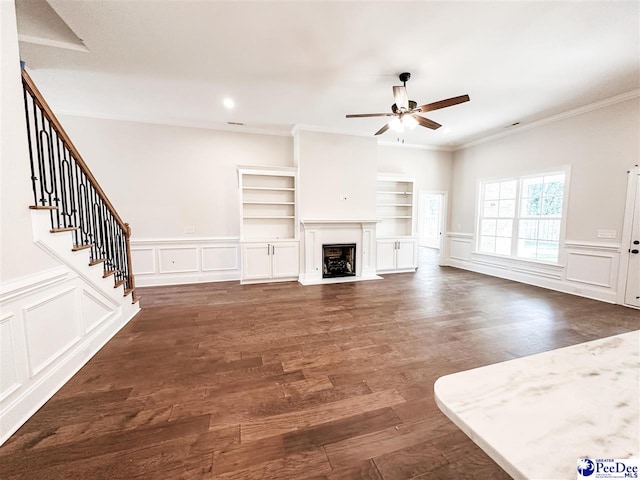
[322,243,356,278]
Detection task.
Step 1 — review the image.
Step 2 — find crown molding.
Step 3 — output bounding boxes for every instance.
[456,89,640,151]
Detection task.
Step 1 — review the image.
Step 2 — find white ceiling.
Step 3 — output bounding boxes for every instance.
[16,0,640,149]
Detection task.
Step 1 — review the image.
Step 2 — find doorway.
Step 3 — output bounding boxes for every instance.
[622,168,640,308]
[419,192,445,249]
[418,191,447,268]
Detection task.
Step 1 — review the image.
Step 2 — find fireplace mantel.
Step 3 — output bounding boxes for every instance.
[299,219,381,285]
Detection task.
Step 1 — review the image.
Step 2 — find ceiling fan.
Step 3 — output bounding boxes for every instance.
[346,72,470,136]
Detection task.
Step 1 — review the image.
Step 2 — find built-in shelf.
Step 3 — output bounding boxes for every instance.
[238,167,298,242]
[376,175,416,238]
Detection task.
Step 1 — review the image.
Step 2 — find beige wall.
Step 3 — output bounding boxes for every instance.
[1,0,57,282]
[377,144,453,192]
[58,116,293,238]
[450,98,640,242]
[297,131,377,221]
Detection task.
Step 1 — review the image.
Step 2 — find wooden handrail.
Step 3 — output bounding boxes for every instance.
[21,69,127,231]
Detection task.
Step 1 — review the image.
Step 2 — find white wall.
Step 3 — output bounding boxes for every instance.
[297,130,377,221]
[58,115,294,238]
[450,98,639,240]
[0,0,57,282]
[377,144,453,194]
[446,96,640,304]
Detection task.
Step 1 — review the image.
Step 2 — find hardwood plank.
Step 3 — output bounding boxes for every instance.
[282,407,401,455]
[215,448,332,480]
[240,389,406,442]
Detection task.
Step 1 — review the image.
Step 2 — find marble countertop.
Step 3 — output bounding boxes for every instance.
[434,330,640,480]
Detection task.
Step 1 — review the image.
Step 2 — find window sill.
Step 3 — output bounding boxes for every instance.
[471,251,565,270]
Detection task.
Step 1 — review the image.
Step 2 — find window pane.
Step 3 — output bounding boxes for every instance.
[541,196,563,216]
[521,195,541,216]
[543,175,565,196]
[483,200,499,217]
[481,219,497,235]
[538,219,561,241]
[517,239,537,259]
[496,219,512,237]
[485,182,500,200]
[480,236,496,253]
[523,178,543,198]
[498,199,515,217]
[536,241,559,262]
[495,237,511,255]
[519,219,538,239]
[500,180,517,199]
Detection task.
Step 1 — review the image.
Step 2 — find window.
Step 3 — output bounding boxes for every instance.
[478,172,566,263]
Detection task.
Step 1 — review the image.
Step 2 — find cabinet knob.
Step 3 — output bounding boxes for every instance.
[634,240,639,245]
[631,249,639,254]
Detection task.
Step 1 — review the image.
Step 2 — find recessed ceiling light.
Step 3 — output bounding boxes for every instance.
[223,98,235,109]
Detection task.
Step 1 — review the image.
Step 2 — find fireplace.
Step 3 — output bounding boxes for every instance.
[323,244,356,278]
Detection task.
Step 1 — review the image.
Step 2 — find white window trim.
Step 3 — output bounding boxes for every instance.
[474,166,572,267]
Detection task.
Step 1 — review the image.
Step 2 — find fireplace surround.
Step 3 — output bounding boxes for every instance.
[299,219,380,285]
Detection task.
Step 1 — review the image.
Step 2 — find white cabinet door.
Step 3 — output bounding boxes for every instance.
[242,243,272,281]
[396,239,417,269]
[376,240,397,271]
[272,242,299,278]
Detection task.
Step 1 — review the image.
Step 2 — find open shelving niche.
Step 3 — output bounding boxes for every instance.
[376,176,416,238]
[238,166,298,241]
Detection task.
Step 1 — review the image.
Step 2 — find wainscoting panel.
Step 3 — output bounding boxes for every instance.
[23,287,81,376]
[202,246,239,272]
[130,248,155,275]
[0,313,20,402]
[0,264,137,446]
[158,247,199,274]
[566,252,617,288]
[130,238,241,287]
[443,233,623,305]
[81,289,117,334]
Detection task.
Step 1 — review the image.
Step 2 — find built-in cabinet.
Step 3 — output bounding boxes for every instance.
[238,166,299,283]
[376,175,418,273]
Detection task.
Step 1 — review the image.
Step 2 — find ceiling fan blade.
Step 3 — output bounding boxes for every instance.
[413,114,441,130]
[418,95,470,113]
[393,86,409,110]
[346,113,394,118]
[374,124,390,136]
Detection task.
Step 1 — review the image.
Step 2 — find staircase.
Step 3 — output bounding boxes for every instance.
[21,68,137,303]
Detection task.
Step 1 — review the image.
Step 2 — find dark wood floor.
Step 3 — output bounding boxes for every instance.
[1,249,638,479]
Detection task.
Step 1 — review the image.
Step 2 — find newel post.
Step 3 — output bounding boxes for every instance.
[125,223,136,295]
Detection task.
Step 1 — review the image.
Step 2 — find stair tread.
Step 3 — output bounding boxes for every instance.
[114,279,125,288]
[89,258,106,266]
[30,205,58,210]
[103,270,116,278]
[124,288,134,297]
[72,244,92,251]
[51,227,78,233]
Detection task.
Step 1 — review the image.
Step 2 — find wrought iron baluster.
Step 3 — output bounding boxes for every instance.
[23,86,38,206]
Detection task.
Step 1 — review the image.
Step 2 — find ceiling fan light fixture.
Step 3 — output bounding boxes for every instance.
[389,117,404,133]
[402,114,418,130]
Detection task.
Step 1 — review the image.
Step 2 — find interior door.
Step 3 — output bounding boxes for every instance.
[624,172,640,308]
